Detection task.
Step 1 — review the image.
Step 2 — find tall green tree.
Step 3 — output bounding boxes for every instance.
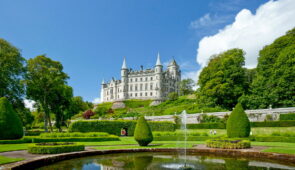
[66,96,89,120]
[50,85,73,131]
[197,49,247,110]
[179,78,195,95]
[240,28,295,109]
[0,39,26,104]
[24,55,69,132]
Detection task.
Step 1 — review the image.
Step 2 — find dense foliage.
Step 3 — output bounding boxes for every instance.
[28,142,85,154]
[239,28,295,109]
[197,49,247,110]
[280,113,295,121]
[0,97,23,139]
[23,135,119,143]
[134,116,153,146]
[82,110,95,119]
[186,122,226,129]
[179,78,195,95]
[206,139,251,149]
[69,120,175,136]
[227,103,250,138]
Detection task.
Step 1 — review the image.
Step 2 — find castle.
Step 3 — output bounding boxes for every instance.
[100,53,181,102]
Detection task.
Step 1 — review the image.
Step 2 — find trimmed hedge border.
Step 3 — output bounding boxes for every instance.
[252,136,295,143]
[23,136,120,143]
[69,120,175,136]
[154,136,211,141]
[206,139,251,149]
[28,142,85,154]
[185,120,295,129]
[280,113,295,121]
[40,132,110,138]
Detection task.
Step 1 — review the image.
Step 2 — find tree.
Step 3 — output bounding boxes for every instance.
[24,55,69,132]
[67,96,89,119]
[240,28,295,109]
[50,85,73,131]
[197,49,247,110]
[134,116,153,146]
[179,78,195,95]
[226,103,250,138]
[0,38,26,106]
[0,97,23,139]
[168,92,178,101]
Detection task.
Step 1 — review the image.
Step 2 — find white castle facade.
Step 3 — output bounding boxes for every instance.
[101,53,181,102]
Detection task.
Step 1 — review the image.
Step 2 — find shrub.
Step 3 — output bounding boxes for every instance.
[168,92,179,101]
[154,136,210,141]
[227,103,250,138]
[134,116,153,146]
[0,97,23,139]
[206,139,251,149]
[280,113,295,121]
[200,114,222,123]
[83,110,95,119]
[28,142,85,154]
[69,120,175,136]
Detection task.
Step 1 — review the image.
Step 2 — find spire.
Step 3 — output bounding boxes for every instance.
[122,57,127,69]
[156,52,162,66]
[101,79,105,84]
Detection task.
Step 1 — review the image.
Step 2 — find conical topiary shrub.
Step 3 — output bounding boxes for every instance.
[226,103,250,138]
[134,116,153,146]
[0,97,23,139]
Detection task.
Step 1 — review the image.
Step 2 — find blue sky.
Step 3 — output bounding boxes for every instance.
[0,0,274,102]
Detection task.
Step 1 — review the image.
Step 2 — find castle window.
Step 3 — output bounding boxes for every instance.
[140,84,143,90]
[140,78,142,81]
[135,85,138,91]
[135,93,137,97]
[130,85,133,91]
[135,78,137,82]
[150,83,153,90]
[140,93,142,96]
[150,92,153,96]
[145,77,147,81]
[145,92,147,96]
[145,84,148,90]
[151,77,153,81]
[130,93,132,97]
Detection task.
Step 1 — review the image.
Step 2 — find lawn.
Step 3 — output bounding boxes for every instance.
[0,144,28,152]
[0,156,24,165]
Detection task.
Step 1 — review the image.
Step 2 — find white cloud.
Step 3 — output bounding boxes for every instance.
[92,97,102,104]
[196,0,295,68]
[190,13,232,29]
[24,99,36,111]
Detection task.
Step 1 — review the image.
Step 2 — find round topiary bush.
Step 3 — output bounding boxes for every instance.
[28,142,85,154]
[226,103,251,138]
[0,97,23,139]
[134,116,153,146]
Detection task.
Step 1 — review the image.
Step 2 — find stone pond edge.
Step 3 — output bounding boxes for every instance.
[3,148,295,169]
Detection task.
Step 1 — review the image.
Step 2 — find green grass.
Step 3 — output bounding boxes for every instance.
[262,147,295,155]
[0,155,24,165]
[0,144,28,152]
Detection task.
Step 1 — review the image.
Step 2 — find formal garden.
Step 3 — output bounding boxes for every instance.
[0,25,294,169]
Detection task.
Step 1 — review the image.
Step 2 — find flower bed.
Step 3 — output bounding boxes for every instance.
[206,139,251,149]
[28,142,85,154]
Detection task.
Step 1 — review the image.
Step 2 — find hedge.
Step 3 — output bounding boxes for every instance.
[184,120,295,129]
[134,116,153,146]
[69,120,175,136]
[23,136,119,143]
[154,136,210,141]
[28,142,85,154]
[280,113,295,121]
[251,120,295,127]
[186,122,226,129]
[0,139,26,144]
[206,139,251,149]
[40,132,110,138]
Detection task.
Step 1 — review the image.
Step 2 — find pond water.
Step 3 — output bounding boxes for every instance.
[38,152,295,170]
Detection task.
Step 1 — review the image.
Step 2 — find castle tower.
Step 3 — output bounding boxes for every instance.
[155,53,163,100]
[168,58,180,80]
[100,79,105,102]
[121,57,128,100]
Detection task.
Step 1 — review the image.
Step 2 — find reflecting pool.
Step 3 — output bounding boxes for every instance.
[38,152,295,170]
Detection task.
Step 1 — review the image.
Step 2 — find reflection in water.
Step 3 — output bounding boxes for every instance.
[38,152,295,170]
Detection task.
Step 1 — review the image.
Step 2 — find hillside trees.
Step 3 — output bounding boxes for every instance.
[197,49,247,110]
[179,78,195,95]
[25,55,69,132]
[239,28,295,109]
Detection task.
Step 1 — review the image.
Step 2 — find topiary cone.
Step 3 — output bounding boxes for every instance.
[226,103,250,138]
[0,97,23,139]
[134,116,153,146]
